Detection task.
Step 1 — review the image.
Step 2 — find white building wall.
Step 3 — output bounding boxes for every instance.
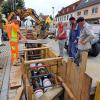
[56,12,75,24]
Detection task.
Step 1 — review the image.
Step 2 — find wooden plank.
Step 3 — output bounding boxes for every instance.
[77,52,88,100]
[65,58,73,89]
[26,39,50,44]
[94,81,100,100]
[57,76,76,100]
[10,66,22,88]
[14,86,24,100]
[39,86,63,100]
[27,86,33,100]
[61,60,67,81]
[81,74,92,100]
[24,57,62,64]
[24,46,48,51]
[25,50,28,61]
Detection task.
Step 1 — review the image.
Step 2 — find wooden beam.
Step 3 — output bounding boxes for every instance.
[39,86,63,100]
[57,76,76,100]
[14,86,24,100]
[25,50,27,61]
[24,57,62,64]
[24,47,48,51]
[10,67,22,88]
[26,39,49,44]
[27,86,33,100]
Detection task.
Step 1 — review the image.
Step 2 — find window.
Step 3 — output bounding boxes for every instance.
[60,17,61,21]
[84,10,88,15]
[77,11,81,16]
[64,16,66,21]
[63,10,65,14]
[70,14,73,17]
[73,6,75,10]
[92,7,98,14]
[67,15,69,20]
[57,18,59,22]
[62,16,63,21]
[57,17,59,22]
[67,8,69,12]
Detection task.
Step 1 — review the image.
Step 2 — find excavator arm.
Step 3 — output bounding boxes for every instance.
[7,8,41,24]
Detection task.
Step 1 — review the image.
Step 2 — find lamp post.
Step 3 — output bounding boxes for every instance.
[52,7,54,28]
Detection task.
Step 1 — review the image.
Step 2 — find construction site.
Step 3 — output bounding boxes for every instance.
[0,0,100,100]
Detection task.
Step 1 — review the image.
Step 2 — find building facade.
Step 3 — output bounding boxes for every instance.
[56,0,100,24]
[75,0,100,24]
[55,1,80,23]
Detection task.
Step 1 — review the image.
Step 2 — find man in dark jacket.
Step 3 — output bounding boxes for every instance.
[68,17,80,59]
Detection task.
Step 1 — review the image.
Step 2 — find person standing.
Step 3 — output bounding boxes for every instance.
[56,22,67,57]
[68,17,80,59]
[9,16,25,65]
[74,17,95,66]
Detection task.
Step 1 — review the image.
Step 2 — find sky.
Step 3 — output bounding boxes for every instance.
[25,0,79,16]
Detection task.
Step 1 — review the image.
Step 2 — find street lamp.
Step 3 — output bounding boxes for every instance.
[52,7,54,28]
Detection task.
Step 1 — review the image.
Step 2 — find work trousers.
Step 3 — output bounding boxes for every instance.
[58,39,66,57]
[9,41,18,63]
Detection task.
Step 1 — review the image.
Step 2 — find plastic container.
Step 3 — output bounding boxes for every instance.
[43,77,52,92]
[34,89,43,100]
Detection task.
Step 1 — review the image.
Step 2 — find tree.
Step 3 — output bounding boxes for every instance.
[1,0,25,17]
[16,0,25,9]
[1,1,11,16]
[50,15,53,20]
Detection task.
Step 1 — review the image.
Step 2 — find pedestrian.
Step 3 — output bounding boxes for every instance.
[74,17,95,66]
[9,16,26,65]
[56,22,67,57]
[68,17,80,59]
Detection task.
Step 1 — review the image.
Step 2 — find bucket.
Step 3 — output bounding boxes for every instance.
[34,89,43,100]
[43,78,52,92]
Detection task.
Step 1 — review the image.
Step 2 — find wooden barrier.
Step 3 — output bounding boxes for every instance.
[61,52,92,100]
[22,45,97,100]
[24,46,48,51]
[21,58,35,100]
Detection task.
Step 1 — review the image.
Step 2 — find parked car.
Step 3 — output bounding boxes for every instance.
[88,24,100,57]
[65,24,100,57]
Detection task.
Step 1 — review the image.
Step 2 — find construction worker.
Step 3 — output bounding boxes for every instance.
[9,16,25,65]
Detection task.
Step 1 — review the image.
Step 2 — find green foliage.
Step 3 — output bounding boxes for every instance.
[50,15,53,20]
[16,0,25,9]
[1,0,24,16]
[1,1,11,16]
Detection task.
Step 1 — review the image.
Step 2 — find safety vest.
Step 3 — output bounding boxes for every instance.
[11,29,18,41]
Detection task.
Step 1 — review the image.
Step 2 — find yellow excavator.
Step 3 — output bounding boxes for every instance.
[8,8,50,39]
[8,8,40,24]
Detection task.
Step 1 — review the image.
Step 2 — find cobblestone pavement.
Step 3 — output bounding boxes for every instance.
[0,42,11,100]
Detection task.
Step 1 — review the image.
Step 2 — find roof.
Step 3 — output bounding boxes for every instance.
[55,1,80,17]
[40,15,49,20]
[76,0,100,10]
